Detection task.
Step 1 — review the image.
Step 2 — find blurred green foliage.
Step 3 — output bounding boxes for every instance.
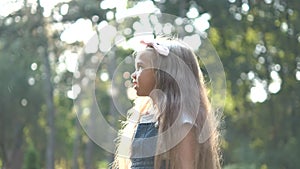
[0,0,299,169]
[22,143,40,169]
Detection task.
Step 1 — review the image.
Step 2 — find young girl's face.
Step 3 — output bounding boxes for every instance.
[131,50,156,96]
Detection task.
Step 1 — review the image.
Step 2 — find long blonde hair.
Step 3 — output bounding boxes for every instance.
[113,38,221,169]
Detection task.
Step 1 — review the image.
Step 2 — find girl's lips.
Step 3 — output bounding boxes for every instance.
[132,81,138,87]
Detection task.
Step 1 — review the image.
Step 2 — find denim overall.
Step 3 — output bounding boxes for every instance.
[130,122,158,169]
[130,112,193,169]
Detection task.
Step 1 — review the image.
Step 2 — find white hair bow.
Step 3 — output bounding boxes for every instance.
[140,40,169,56]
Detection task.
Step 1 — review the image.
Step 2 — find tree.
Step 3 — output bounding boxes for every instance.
[0,2,45,168]
[22,143,40,169]
[1,0,299,168]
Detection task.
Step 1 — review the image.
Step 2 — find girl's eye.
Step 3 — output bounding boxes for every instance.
[137,66,143,71]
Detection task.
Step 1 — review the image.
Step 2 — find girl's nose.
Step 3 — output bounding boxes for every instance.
[131,71,136,80]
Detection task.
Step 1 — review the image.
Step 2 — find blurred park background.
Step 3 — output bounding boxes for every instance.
[0,0,300,169]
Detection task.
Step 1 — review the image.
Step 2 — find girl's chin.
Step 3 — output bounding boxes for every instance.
[135,90,147,97]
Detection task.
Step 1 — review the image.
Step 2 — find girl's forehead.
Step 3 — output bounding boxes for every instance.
[135,50,155,63]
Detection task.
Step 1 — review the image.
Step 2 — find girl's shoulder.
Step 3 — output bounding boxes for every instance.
[178,113,197,126]
[139,113,156,123]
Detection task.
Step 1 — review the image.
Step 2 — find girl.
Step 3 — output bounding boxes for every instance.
[113,37,221,169]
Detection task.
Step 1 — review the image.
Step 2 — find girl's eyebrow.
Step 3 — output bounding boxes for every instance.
[136,62,144,66]
[135,61,144,69]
